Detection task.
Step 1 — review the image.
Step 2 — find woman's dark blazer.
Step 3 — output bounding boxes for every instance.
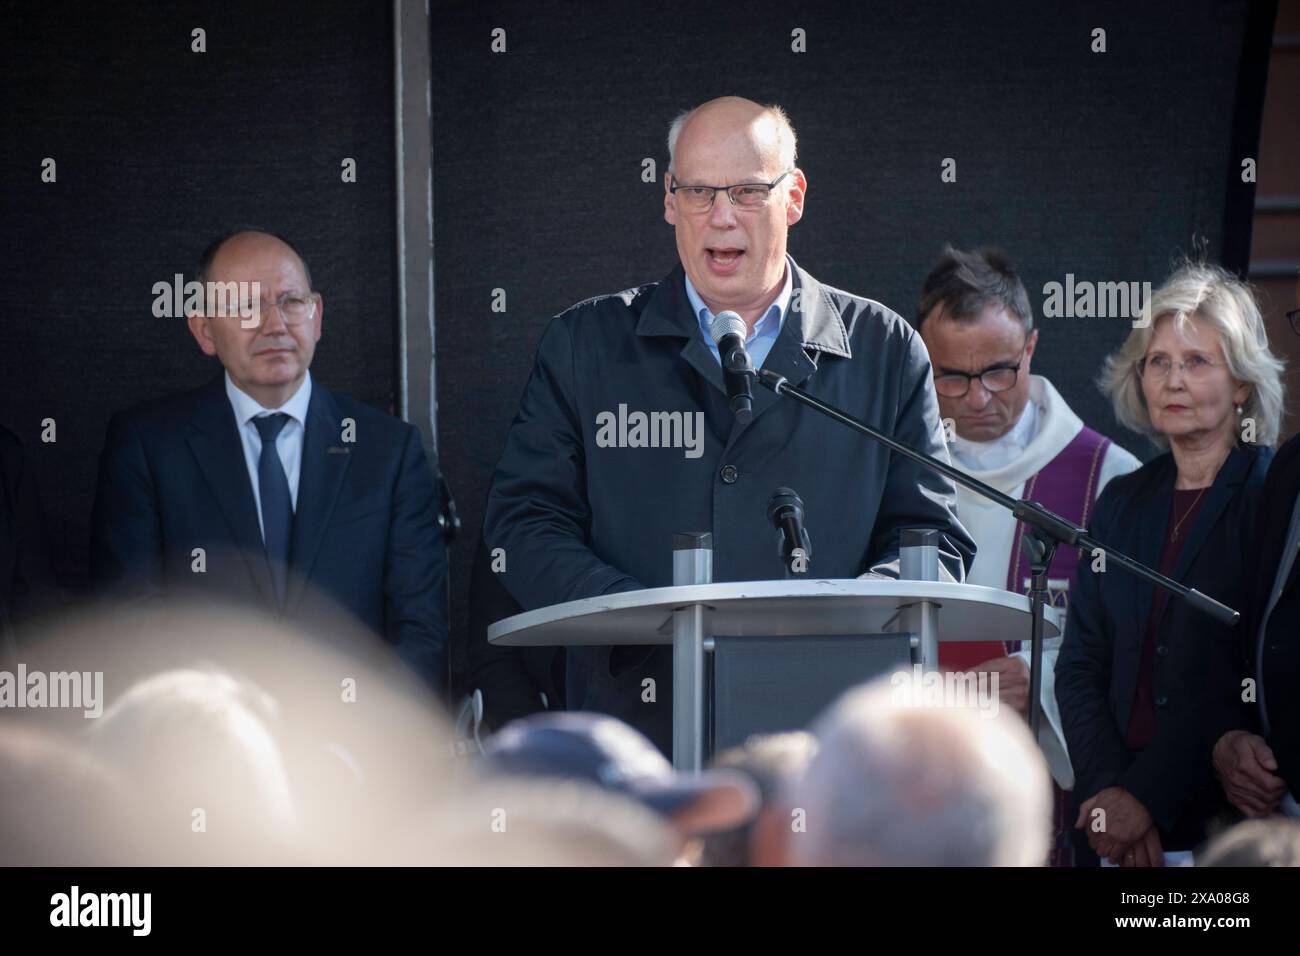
[1056,442,1272,844]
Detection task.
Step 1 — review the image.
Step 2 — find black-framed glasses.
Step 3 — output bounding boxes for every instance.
[1288,308,1300,337]
[668,170,794,212]
[933,348,1027,399]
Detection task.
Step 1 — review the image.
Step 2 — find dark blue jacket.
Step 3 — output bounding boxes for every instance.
[483,257,975,754]
[1057,442,1271,844]
[90,375,449,690]
[1206,432,1300,800]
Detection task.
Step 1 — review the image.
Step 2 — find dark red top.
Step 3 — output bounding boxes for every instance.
[1124,488,1209,751]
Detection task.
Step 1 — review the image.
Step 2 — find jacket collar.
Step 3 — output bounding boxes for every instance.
[1128,443,1261,636]
[286,379,351,614]
[635,255,851,359]
[1165,442,1258,585]
[635,256,851,438]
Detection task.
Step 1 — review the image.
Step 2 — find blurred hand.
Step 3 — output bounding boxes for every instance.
[1213,730,1287,817]
[1120,826,1164,868]
[1076,787,1154,861]
[972,656,1030,716]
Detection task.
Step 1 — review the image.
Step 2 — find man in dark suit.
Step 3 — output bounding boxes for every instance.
[1210,431,1300,820]
[483,97,975,755]
[91,230,448,691]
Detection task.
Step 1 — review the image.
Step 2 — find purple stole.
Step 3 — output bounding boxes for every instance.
[939,427,1111,670]
[1001,426,1112,652]
[941,425,1111,868]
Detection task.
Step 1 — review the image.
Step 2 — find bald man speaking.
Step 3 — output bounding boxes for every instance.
[91,230,449,691]
[484,98,974,753]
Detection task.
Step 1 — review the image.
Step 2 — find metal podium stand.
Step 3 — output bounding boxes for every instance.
[489,575,1062,771]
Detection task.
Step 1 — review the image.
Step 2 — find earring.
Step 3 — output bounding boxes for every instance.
[1237,405,1244,415]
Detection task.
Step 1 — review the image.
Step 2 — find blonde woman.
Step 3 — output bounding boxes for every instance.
[1057,263,1284,866]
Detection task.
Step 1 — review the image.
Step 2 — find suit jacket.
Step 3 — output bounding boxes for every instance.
[90,374,449,690]
[1205,432,1300,796]
[462,530,563,731]
[483,256,975,754]
[1056,442,1271,845]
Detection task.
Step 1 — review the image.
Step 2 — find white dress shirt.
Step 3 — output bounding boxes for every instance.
[683,259,793,370]
[224,370,312,542]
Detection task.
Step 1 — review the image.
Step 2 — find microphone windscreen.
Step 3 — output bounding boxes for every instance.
[709,311,746,345]
[767,487,802,525]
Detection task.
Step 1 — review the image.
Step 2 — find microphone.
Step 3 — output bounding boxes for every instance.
[710,311,754,425]
[768,487,812,573]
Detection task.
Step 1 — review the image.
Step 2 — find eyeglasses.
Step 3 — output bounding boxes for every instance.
[1138,353,1228,381]
[223,291,318,327]
[933,348,1026,399]
[1287,308,1300,337]
[668,170,794,213]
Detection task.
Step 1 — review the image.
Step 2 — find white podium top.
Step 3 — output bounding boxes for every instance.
[488,578,1062,647]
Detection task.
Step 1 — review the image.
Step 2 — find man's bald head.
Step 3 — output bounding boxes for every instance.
[667,97,797,176]
[198,228,313,290]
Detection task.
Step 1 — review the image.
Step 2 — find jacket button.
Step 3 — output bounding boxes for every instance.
[1156,645,1169,658]
[1155,696,1169,708]
[719,464,739,484]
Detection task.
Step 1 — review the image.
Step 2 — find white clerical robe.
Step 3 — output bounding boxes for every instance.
[950,375,1141,788]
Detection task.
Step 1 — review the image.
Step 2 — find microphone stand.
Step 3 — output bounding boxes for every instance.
[756,368,1239,738]
[770,488,812,580]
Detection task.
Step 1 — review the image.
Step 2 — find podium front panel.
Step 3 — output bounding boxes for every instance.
[711,633,912,753]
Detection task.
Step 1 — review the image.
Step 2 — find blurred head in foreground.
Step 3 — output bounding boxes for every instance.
[12,600,455,864]
[1198,819,1300,867]
[84,666,300,864]
[0,725,135,865]
[783,677,1051,866]
[399,777,683,866]
[700,731,818,867]
[477,711,759,862]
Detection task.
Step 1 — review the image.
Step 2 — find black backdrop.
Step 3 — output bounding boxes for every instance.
[0,2,1274,695]
[0,0,398,590]
[433,0,1273,690]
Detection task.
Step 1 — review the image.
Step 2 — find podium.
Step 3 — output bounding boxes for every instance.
[489,577,1062,770]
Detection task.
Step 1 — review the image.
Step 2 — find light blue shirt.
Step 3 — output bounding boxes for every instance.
[225,370,312,541]
[685,262,792,370]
